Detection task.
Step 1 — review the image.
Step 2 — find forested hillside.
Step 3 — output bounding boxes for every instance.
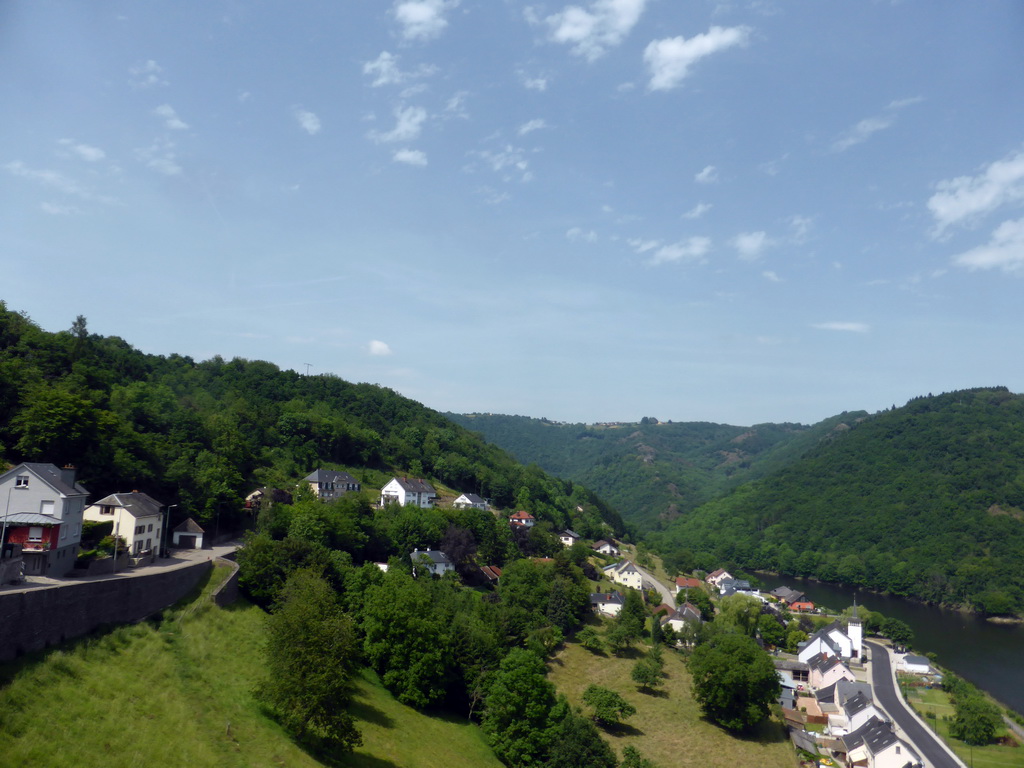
[0,302,622,537]
[650,388,1024,615]
[448,412,864,530]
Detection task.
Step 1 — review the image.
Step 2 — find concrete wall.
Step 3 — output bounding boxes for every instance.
[210,557,240,608]
[0,560,212,661]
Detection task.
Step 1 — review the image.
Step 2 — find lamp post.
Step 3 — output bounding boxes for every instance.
[2,485,13,551]
[163,504,177,558]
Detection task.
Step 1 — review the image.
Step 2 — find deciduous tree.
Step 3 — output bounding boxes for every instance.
[689,633,780,731]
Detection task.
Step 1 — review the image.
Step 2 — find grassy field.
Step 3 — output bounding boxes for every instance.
[906,686,1024,768]
[0,565,502,768]
[547,630,796,768]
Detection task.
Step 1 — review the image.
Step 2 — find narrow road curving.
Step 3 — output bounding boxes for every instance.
[632,562,676,610]
[866,639,965,768]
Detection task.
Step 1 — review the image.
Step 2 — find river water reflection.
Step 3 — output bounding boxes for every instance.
[754,573,1024,715]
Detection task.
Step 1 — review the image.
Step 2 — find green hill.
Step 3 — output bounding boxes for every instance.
[650,387,1024,615]
[448,412,864,531]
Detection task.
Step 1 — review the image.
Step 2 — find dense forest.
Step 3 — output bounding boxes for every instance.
[447,412,864,530]
[0,301,623,539]
[649,388,1024,615]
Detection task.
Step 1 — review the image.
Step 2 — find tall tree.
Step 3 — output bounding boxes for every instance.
[582,684,637,728]
[483,648,560,766]
[689,633,780,731]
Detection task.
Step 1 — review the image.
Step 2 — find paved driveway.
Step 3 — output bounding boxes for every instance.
[866,640,965,768]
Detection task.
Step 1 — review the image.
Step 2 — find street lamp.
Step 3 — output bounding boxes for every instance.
[163,504,177,558]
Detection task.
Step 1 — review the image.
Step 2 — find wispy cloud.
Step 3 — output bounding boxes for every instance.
[928,149,1024,234]
[135,140,182,175]
[634,236,712,266]
[294,108,322,135]
[762,270,781,282]
[129,59,167,89]
[4,161,119,204]
[518,118,547,136]
[444,91,469,118]
[471,145,532,182]
[57,139,105,162]
[543,0,648,62]
[521,73,549,91]
[154,104,189,131]
[683,202,712,219]
[394,0,458,41]
[644,25,752,91]
[952,217,1024,273]
[788,215,812,242]
[371,105,428,143]
[393,148,428,166]
[695,165,718,184]
[369,339,393,356]
[812,321,869,333]
[362,51,437,87]
[566,227,597,242]
[41,202,81,215]
[832,116,892,152]
[732,230,772,261]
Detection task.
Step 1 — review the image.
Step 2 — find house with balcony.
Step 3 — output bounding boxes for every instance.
[0,463,88,577]
[303,469,360,501]
[84,490,165,562]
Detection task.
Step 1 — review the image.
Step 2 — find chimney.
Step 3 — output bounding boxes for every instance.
[60,465,77,487]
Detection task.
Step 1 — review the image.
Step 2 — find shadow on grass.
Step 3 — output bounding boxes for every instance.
[338,753,402,768]
[600,722,645,737]
[350,698,395,728]
[638,687,670,699]
[611,647,644,660]
[718,717,788,745]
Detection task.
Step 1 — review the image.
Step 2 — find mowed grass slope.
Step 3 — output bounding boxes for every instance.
[907,687,1024,768]
[548,635,795,768]
[0,565,502,768]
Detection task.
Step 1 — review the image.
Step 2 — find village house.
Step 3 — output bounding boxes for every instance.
[84,490,165,561]
[798,614,862,663]
[380,477,437,508]
[705,568,733,588]
[303,468,360,501]
[508,510,536,527]
[603,560,644,591]
[838,716,922,768]
[0,463,88,577]
[410,548,453,577]
[558,529,581,547]
[774,658,810,690]
[897,653,932,675]
[452,492,487,510]
[771,585,816,612]
[674,575,702,595]
[172,518,206,549]
[590,590,624,617]
[807,652,857,690]
[661,602,702,635]
[815,679,872,715]
[479,564,502,585]
[827,690,885,737]
[592,539,620,556]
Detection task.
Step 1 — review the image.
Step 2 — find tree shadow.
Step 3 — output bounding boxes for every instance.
[611,646,644,660]
[715,717,788,744]
[601,722,645,737]
[638,687,670,699]
[349,698,395,728]
[332,753,402,768]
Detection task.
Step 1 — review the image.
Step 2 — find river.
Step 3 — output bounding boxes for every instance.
[754,573,1024,715]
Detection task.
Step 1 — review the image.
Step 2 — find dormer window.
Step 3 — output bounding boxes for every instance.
[15,475,29,488]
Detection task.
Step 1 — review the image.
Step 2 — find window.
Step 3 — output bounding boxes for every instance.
[100,506,114,515]
[40,500,55,517]
[60,525,67,540]
[73,524,80,536]
[15,475,29,488]
[28,527,43,542]
[146,538,151,550]
[147,523,153,532]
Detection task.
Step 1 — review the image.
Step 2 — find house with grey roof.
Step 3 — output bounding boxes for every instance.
[828,689,885,737]
[411,548,454,577]
[84,490,166,561]
[558,529,581,547]
[172,518,206,549]
[590,590,625,617]
[0,463,88,577]
[602,560,644,591]
[452,492,487,510]
[807,651,856,690]
[839,716,921,768]
[303,468,360,501]
[381,477,437,508]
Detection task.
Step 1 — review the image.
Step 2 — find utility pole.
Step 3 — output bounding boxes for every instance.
[164,504,177,557]
[304,363,312,376]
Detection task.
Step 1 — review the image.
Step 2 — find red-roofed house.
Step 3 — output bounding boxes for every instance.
[509,511,536,527]
[675,576,702,594]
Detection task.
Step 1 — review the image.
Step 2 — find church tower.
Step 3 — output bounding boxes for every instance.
[848,599,863,660]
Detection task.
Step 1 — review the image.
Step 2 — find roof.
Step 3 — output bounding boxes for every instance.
[559,529,580,539]
[173,517,205,534]
[843,691,874,718]
[842,717,910,758]
[675,576,702,589]
[479,565,502,580]
[304,468,359,485]
[603,560,640,575]
[2,512,60,526]
[771,585,807,603]
[91,491,164,518]
[903,653,930,666]
[411,549,452,565]
[592,539,617,549]
[808,652,846,675]
[664,602,701,624]
[774,658,810,672]
[389,477,435,494]
[0,463,88,496]
[817,679,871,706]
[455,492,486,504]
[509,510,535,520]
[590,591,624,605]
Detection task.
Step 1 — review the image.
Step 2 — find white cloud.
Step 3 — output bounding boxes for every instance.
[521,74,548,91]
[928,149,1024,234]
[371,106,428,143]
[393,148,428,166]
[695,165,718,184]
[135,140,182,175]
[294,109,321,135]
[41,202,80,215]
[472,145,532,182]
[58,139,105,162]
[363,51,437,87]
[812,322,869,333]
[238,90,251,103]
[129,59,167,89]
[762,270,781,282]
[788,215,812,242]
[4,161,118,204]
[153,104,189,131]
[518,118,547,136]
[683,202,712,219]
[649,236,712,265]
[445,91,469,118]
[628,238,660,254]
[394,0,458,41]
[831,115,893,152]
[566,227,597,242]
[732,230,772,261]
[369,340,393,356]
[952,217,1024,273]
[544,0,648,62]
[644,26,752,91]
[887,96,924,110]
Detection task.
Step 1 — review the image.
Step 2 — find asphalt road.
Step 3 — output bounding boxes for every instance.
[633,562,676,610]
[866,640,964,768]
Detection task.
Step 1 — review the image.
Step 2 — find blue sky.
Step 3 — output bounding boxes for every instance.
[3,1,1024,426]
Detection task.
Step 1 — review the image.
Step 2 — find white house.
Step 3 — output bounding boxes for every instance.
[452,493,487,510]
[841,716,921,768]
[705,568,733,588]
[827,690,885,737]
[897,653,932,675]
[411,548,454,577]
[590,591,624,617]
[603,560,644,591]
[807,652,856,690]
[303,469,360,501]
[0,463,88,577]
[558,529,581,547]
[592,539,620,556]
[661,602,702,634]
[509,510,536,527]
[84,491,165,560]
[380,477,437,508]
[798,618,862,663]
[172,518,205,549]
